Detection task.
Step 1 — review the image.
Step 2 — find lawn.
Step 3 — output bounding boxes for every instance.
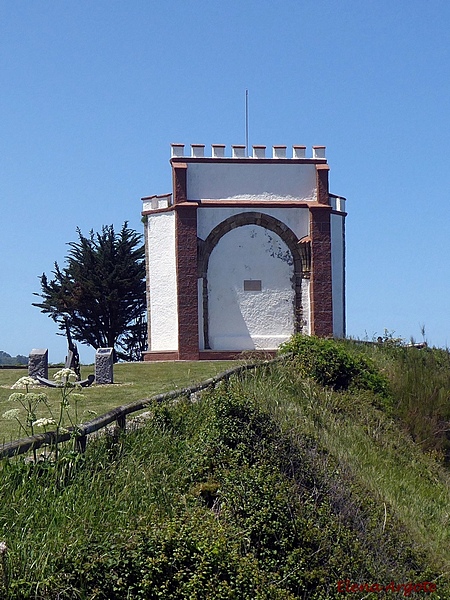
[0,361,237,443]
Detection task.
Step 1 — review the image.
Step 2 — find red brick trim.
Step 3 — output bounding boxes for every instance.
[198,212,306,349]
[309,205,333,337]
[175,204,199,360]
[142,350,277,361]
[171,157,327,166]
[202,275,210,349]
[142,193,172,201]
[197,200,314,208]
[142,206,175,216]
[172,162,187,204]
[143,351,179,362]
[199,350,277,361]
[316,164,330,205]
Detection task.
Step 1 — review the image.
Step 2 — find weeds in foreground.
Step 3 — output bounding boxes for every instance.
[2,369,88,464]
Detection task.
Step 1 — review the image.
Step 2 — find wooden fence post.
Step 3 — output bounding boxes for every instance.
[1,356,290,460]
[75,435,87,453]
[117,414,126,431]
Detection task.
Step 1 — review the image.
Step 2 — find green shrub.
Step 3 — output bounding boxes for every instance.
[279,335,391,399]
[48,510,295,600]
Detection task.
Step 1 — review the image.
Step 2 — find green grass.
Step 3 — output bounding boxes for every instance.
[1,341,450,598]
[0,361,236,442]
[342,341,450,461]
[237,362,450,578]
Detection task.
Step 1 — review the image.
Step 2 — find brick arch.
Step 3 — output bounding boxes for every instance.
[198,212,305,350]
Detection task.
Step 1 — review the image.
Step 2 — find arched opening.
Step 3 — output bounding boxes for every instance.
[198,212,306,350]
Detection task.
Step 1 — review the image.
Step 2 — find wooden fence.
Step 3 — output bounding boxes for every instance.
[0,358,288,460]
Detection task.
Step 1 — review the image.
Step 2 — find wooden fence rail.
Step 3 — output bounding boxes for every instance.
[0,358,287,460]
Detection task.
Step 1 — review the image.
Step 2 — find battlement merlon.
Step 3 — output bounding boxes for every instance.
[170,143,327,160]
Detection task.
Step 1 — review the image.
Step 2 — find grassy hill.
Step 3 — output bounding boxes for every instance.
[0,341,449,599]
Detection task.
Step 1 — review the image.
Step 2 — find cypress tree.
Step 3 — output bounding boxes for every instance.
[33,223,147,362]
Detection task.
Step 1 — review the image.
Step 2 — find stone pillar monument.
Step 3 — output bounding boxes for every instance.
[28,349,48,379]
[95,348,114,384]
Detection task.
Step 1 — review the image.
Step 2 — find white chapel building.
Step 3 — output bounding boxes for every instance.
[141,143,346,361]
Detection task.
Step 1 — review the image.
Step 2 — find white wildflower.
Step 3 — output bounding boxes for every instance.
[53,368,77,382]
[11,376,39,389]
[25,393,48,404]
[32,418,56,428]
[0,542,7,554]
[8,392,26,403]
[2,409,21,420]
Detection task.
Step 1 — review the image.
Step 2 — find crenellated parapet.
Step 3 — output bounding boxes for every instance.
[171,143,326,160]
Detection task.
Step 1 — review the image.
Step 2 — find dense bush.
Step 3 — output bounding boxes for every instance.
[48,511,295,600]
[279,335,391,399]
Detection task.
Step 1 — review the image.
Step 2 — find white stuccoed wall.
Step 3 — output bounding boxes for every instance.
[206,225,295,350]
[192,159,321,350]
[187,162,317,202]
[197,207,309,241]
[146,212,178,350]
[331,212,345,337]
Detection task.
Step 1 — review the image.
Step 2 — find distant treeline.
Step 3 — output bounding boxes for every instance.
[0,351,28,366]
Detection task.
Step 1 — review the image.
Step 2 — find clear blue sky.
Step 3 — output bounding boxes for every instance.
[1,0,450,363]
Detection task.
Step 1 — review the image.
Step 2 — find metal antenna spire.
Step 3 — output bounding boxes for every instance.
[245,89,249,156]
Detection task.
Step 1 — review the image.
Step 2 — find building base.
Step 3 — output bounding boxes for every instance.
[142,349,277,362]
